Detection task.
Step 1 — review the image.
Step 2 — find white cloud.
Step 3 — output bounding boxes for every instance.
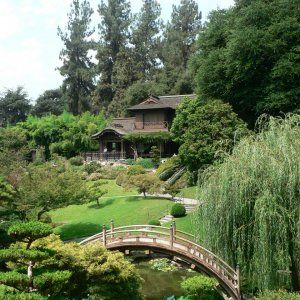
[0,2,20,38]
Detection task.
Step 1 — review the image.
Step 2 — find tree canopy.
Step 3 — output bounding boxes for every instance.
[197,114,300,292]
[192,0,300,126]
[171,97,248,176]
[0,87,31,126]
[58,0,95,115]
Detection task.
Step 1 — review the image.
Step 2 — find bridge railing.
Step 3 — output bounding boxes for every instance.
[79,221,240,299]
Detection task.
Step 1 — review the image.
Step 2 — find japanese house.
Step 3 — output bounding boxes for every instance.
[85,94,195,161]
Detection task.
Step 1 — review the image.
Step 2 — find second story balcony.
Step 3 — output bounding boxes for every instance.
[134,121,169,131]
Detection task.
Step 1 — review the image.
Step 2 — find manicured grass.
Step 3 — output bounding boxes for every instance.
[90,179,138,197]
[51,196,172,240]
[177,186,198,199]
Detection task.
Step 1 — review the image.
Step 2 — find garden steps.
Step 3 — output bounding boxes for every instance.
[159,214,174,224]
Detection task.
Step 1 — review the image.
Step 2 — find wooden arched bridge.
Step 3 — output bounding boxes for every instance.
[80,222,241,300]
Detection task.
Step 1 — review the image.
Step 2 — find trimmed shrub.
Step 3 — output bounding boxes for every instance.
[148,220,161,226]
[127,165,146,176]
[83,161,101,174]
[181,275,219,299]
[136,158,154,169]
[69,156,83,166]
[156,155,181,180]
[116,172,127,186]
[87,172,102,181]
[171,203,186,217]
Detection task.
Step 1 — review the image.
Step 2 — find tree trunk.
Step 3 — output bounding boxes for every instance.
[37,208,47,220]
[27,261,34,292]
[143,190,146,198]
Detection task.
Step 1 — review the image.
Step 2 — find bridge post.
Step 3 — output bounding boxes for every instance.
[102,225,106,247]
[110,220,114,238]
[170,224,174,248]
[172,221,176,239]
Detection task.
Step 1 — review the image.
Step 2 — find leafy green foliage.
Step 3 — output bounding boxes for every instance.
[149,146,160,167]
[172,98,249,174]
[7,222,52,243]
[0,87,31,126]
[31,89,66,117]
[164,182,181,200]
[124,131,171,143]
[0,125,29,176]
[0,222,72,298]
[198,114,300,291]
[94,0,131,112]
[255,290,300,300]
[33,235,141,299]
[69,156,84,166]
[192,0,300,126]
[170,203,186,217]
[127,174,163,197]
[181,275,218,299]
[58,0,95,115]
[156,155,182,180]
[14,161,90,220]
[148,219,161,226]
[127,165,146,176]
[83,161,102,174]
[19,111,106,158]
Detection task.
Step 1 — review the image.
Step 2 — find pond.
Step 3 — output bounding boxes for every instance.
[135,259,196,300]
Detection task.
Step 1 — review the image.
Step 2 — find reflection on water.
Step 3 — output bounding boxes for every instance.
[135,260,195,300]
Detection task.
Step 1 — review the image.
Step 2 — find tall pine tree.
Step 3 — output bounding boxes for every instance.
[161,0,201,94]
[58,0,95,115]
[93,0,131,112]
[132,0,162,79]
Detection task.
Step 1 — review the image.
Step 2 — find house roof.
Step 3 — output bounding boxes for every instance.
[128,94,196,110]
[92,117,135,138]
[92,94,196,138]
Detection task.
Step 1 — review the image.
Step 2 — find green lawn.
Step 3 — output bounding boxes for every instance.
[50,179,199,240]
[90,179,138,197]
[51,196,173,240]
[177,186,198,199]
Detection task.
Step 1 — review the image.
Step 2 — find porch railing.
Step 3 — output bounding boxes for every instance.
[82,151,126,161]
[134,121,168,130]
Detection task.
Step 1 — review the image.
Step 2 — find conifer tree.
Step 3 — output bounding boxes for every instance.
[132,0,162,79]
[93,0,131,111]
[58,0,95,115]
[161,0,201,94]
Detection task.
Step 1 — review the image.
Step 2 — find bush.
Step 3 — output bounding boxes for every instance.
[170,203,186,217]
[127,165,146,176]
[148,220,161,226]
[149,146,160,167]
[87,172,102,181]
[255,290,300,300]
[83,161,101,174]
[156,155,181,180]
[136,158,154,169]
[181,275,219,299]
[116,172,127,186]
[69,156,83,166]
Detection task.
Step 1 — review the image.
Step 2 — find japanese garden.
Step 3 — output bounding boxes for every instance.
[0,0,299,299]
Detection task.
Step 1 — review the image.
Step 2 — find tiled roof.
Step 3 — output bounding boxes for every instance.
[128,94,196,110]
[92,117,135,138]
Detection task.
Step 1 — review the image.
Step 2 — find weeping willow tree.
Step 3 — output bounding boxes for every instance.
[196,114,300,292]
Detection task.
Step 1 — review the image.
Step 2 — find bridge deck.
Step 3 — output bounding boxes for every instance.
[80,223,241,300]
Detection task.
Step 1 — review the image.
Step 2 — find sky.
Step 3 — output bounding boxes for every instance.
[0,0,234,102]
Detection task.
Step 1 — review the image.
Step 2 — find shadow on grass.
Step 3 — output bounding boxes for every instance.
[56,222,102,241]
[124,196,142,202]
[88,198,116,209]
